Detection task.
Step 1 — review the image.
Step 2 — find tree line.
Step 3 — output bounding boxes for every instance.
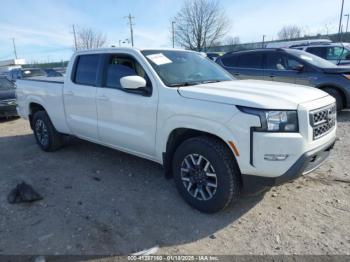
[75,0,310,51]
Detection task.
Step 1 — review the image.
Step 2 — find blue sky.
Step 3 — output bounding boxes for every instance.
[0,0,348,63]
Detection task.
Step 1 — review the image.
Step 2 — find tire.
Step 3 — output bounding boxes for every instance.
[32,111,63,152]
[322,87,343,111]
[172,136,241,213]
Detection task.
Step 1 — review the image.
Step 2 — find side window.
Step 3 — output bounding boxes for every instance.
[237,53,263,69]
[266,53,302,71]
[74,55,100,86]
[12,70,18,80]
[220,55,238,67]
[306,47,327,59]
[0,78,13,89]
[326,46,348,60]
[105,55,151,89]
[265,53,287,70]
[285,56,303,70]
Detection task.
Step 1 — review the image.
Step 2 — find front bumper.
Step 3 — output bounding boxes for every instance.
[242,137,336,193]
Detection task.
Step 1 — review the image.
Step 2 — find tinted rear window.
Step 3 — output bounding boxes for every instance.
[220,55,239,67]
[306,47,327,58]
[0,78,14,89]
[74,55,99,86]
[237,53,263,69]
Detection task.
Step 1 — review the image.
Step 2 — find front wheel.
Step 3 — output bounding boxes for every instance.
[32,111,63,152]
[322,87,343,111]
[172,136,241,213]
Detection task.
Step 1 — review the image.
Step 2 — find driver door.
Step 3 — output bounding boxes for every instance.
[264,52,300,84]
[96,53,158,157]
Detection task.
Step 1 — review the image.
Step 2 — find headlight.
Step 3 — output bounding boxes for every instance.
[237,106,299,132]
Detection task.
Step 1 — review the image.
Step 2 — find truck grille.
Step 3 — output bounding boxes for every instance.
[310,104,336,140]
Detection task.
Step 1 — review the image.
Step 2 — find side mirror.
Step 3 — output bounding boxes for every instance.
[120,76,146,90]
[293,64,304,72]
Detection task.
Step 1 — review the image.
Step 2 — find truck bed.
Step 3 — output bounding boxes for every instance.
[16,78,70,134]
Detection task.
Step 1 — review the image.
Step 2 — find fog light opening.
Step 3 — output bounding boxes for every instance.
[264,154,289,161]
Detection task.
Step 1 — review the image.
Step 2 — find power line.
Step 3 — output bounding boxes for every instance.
[124,14,135,47]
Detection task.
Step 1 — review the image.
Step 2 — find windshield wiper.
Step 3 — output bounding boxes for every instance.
[199,80,222,84]
[168,82,201,87]
[169,80,224,87]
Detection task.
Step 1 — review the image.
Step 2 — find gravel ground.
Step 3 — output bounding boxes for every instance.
[0,111,349,256]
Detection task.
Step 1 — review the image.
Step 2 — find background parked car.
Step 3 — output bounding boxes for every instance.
[216,48,350,110]
[266,39,350,65]
[0,77,17,118]
[206,52,225,61]
[7,68,63,81]
[43,68,63,77]
[7,68,46,81]
[291,42,350,65]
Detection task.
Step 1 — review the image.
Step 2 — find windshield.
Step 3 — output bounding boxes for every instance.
[22,69,47,78]
[286,49,337,68]
[141,50,233,86]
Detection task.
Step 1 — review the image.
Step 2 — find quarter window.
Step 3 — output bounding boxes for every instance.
[74,55,100,86]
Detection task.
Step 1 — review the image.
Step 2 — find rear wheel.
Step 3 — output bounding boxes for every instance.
[172,136,241,213]
[32,111,63,152]
[322,87,343,111]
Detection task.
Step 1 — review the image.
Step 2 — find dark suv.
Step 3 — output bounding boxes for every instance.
[216,48,350,110]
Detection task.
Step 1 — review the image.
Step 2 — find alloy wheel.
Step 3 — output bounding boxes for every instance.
[180,154,218,201]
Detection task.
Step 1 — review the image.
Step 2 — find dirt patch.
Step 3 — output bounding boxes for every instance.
[0,111,349,255]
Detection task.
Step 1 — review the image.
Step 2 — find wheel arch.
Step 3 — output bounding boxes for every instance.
[317,84,348,108]
[162,127,241,179]
[28,102,47,129]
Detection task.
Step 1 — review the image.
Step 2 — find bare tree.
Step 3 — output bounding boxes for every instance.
[75,27,107,50]
[277,25,302,40]
[223,36,240,51]
[224,36,240,46]
[172,0,230,51]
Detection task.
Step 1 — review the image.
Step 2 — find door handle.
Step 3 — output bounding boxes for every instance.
[234,73,240,76]
[65,91,74,96]
[98,95,110,101]
[269,75,276,78]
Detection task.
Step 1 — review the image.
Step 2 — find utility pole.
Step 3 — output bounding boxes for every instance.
[338,0,345,41]
[345,14,350,33]
[262,35,266,48]
[12,38,18,59]
[72,24,78,51]
[125,14,135,47]
[172,21,176,48]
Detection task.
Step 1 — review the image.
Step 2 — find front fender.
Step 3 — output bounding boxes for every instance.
[156,115,240,161]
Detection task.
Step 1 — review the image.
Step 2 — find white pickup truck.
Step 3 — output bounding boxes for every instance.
[16,48,337,213]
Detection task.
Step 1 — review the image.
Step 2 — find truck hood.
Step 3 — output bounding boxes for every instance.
[178,80,328,110]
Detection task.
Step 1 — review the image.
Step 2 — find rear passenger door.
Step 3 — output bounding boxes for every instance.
[220,53,265,80]
[64,54,101,141]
